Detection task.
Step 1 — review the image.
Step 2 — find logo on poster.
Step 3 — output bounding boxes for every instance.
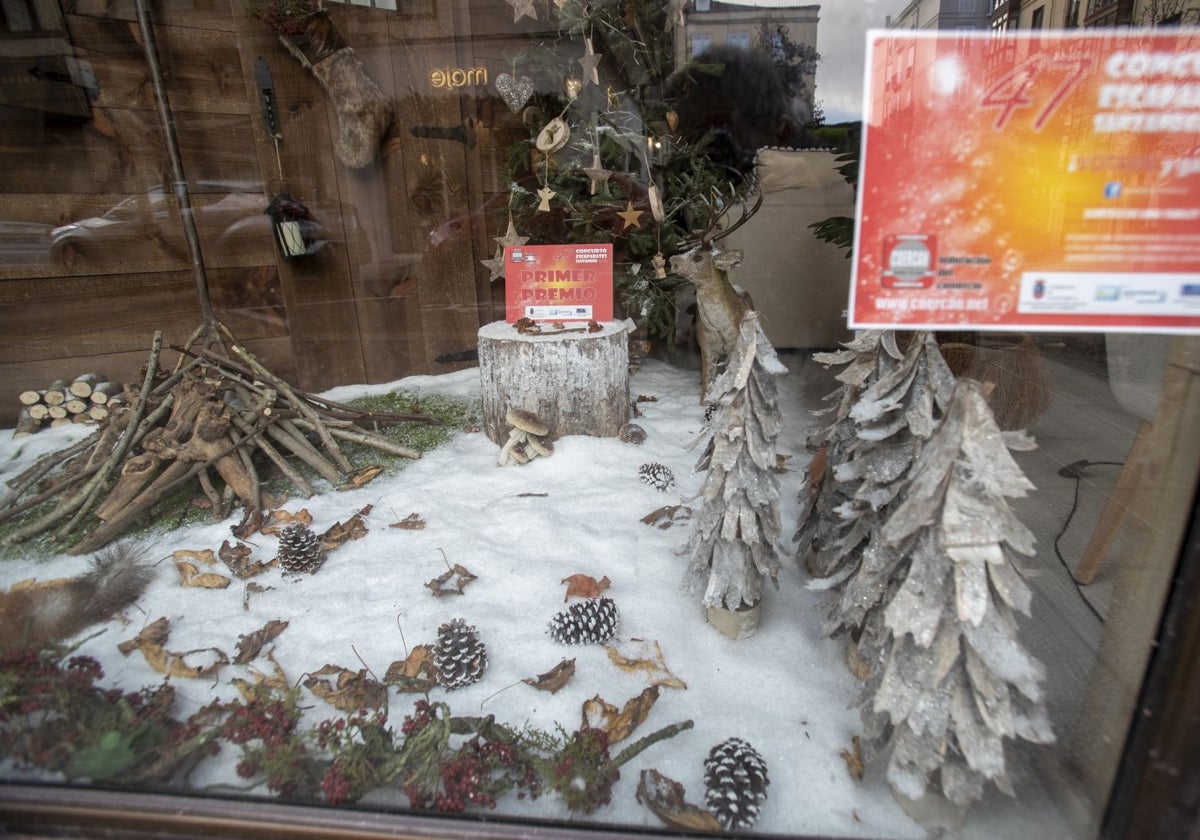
[882,234,936,288]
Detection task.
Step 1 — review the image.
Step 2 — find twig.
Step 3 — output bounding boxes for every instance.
[267,423,343,487]
[228,336,354,474]
[613,719,694,767]
[291,420,421,460]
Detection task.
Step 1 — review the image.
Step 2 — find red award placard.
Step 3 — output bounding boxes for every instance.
[504,244,614,322]
[851,30,1200,333]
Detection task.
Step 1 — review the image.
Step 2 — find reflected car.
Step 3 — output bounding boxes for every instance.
[0,221,53,266]
[48,184,325,269]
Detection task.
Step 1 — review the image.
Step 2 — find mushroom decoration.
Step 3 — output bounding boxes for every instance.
[497,407,555,466]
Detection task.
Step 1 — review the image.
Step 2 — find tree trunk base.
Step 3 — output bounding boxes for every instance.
[706,600,762,640]
[478,320,632,446]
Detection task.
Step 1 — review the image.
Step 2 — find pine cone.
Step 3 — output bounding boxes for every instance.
[433,618,488,690]
[276,523,326,575]
[638,462,675,492]
[547,597,619,645]
[703,737,769,830]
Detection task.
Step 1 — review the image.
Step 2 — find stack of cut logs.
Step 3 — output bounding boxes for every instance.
[15,375,127,437]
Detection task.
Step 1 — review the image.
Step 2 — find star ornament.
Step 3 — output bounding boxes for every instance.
[537,185,557,212]
[507,0,537,23]
[582,154,612,195]
[579,37,602,86]
[481,246,507,282]
[495,215,529,249]
[617,201,644,230]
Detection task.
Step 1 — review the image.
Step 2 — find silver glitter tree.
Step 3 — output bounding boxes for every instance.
[683,312,787,613]
[862,378,1054,807]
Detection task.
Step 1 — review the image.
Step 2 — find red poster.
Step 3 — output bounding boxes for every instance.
[851,30,1200,333]
[504,244,614,322]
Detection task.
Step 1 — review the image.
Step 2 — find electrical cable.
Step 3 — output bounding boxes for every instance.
[1052,459,1125,624]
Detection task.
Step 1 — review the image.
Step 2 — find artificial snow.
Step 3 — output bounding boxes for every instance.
[0,355,1077,838]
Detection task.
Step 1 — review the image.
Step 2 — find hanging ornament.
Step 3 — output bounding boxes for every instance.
[481,245,506,281]
[535,117,570,153]
[617,201,645,231]
[506,0,537,23]
[564,77,583,101]
[665,109,679,134]
[583,154,612,195]
[495,214,530,249]
[647,184,665,224]
[653,252,667,279]
[495,73,535,113]
[579,35,602,86]
[537,185,557,212]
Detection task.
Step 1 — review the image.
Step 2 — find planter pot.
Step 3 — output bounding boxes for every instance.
[706,600,762,639]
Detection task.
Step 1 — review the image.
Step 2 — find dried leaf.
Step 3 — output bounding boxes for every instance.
[231,506,270,539]
[304,664,386,711]
[232,651,288,702]
[219,540,275,579]
[119,619,227,679]
[242,581,271,611]
[639,504,693,530]
[582,686,659,744]
[321,514,368,550]
[523,658,575,693]
[172,548,216,566]
[636,768,721,832]
[174,559,231,589]
[261,508,313,536]
[841,735,865,781]
[390,513,426,530]
[384,645,438,693]
[118,617,171,654]
[233,619,290,665]
[560,573,611,602]
[342,465,383,490]
[426,564,478,597]
[604,639,687,689]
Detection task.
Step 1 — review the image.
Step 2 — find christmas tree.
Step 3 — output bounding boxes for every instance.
[683,312,787,623]
[491,0,797,342]
[797,333,1055,807]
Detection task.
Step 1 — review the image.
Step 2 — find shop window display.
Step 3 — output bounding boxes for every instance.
[0,2,1197,839]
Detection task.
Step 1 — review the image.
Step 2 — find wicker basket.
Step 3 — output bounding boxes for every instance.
[939,334,1051,431]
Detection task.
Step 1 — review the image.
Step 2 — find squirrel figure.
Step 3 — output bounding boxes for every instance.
[0,544,154,651]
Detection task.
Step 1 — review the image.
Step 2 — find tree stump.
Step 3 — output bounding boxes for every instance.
[478,320,632,446]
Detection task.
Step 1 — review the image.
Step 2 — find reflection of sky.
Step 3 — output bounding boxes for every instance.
[718,0,891,124]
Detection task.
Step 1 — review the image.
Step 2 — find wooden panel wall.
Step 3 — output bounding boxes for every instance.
[0,0,552,426]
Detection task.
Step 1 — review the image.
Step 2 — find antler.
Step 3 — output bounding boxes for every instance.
[684,178,765,251]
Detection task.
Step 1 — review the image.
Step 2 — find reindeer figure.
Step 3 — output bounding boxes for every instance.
[671,246,753,403]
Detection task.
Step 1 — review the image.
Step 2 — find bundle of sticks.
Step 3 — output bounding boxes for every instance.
[1,326,438,554]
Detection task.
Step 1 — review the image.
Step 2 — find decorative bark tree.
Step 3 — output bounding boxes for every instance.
[683,313,787,637]
[861,379,1054,809]
[796,332,954,590]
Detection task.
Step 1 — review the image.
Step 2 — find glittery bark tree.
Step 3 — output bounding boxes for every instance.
[859,378,1054,808]
[683,312,787,615]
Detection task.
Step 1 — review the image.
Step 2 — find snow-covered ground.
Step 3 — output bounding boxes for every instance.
[0,354,1085,838]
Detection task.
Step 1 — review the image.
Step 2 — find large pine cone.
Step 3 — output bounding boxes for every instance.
[547,597,619,645]
[432,618,488,690]
[276,523,326,575]
[703,737,769,830]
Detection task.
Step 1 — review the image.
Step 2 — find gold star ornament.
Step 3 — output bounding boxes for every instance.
[507,0,537,22]
[617,201,644,230]
[481,246,507,282]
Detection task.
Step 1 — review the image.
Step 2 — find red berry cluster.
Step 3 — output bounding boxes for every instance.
[222,698,299,747]
[438,753,495,812]
[400,699,435,736]
[320,759,353,805]
[550,727,618,814]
